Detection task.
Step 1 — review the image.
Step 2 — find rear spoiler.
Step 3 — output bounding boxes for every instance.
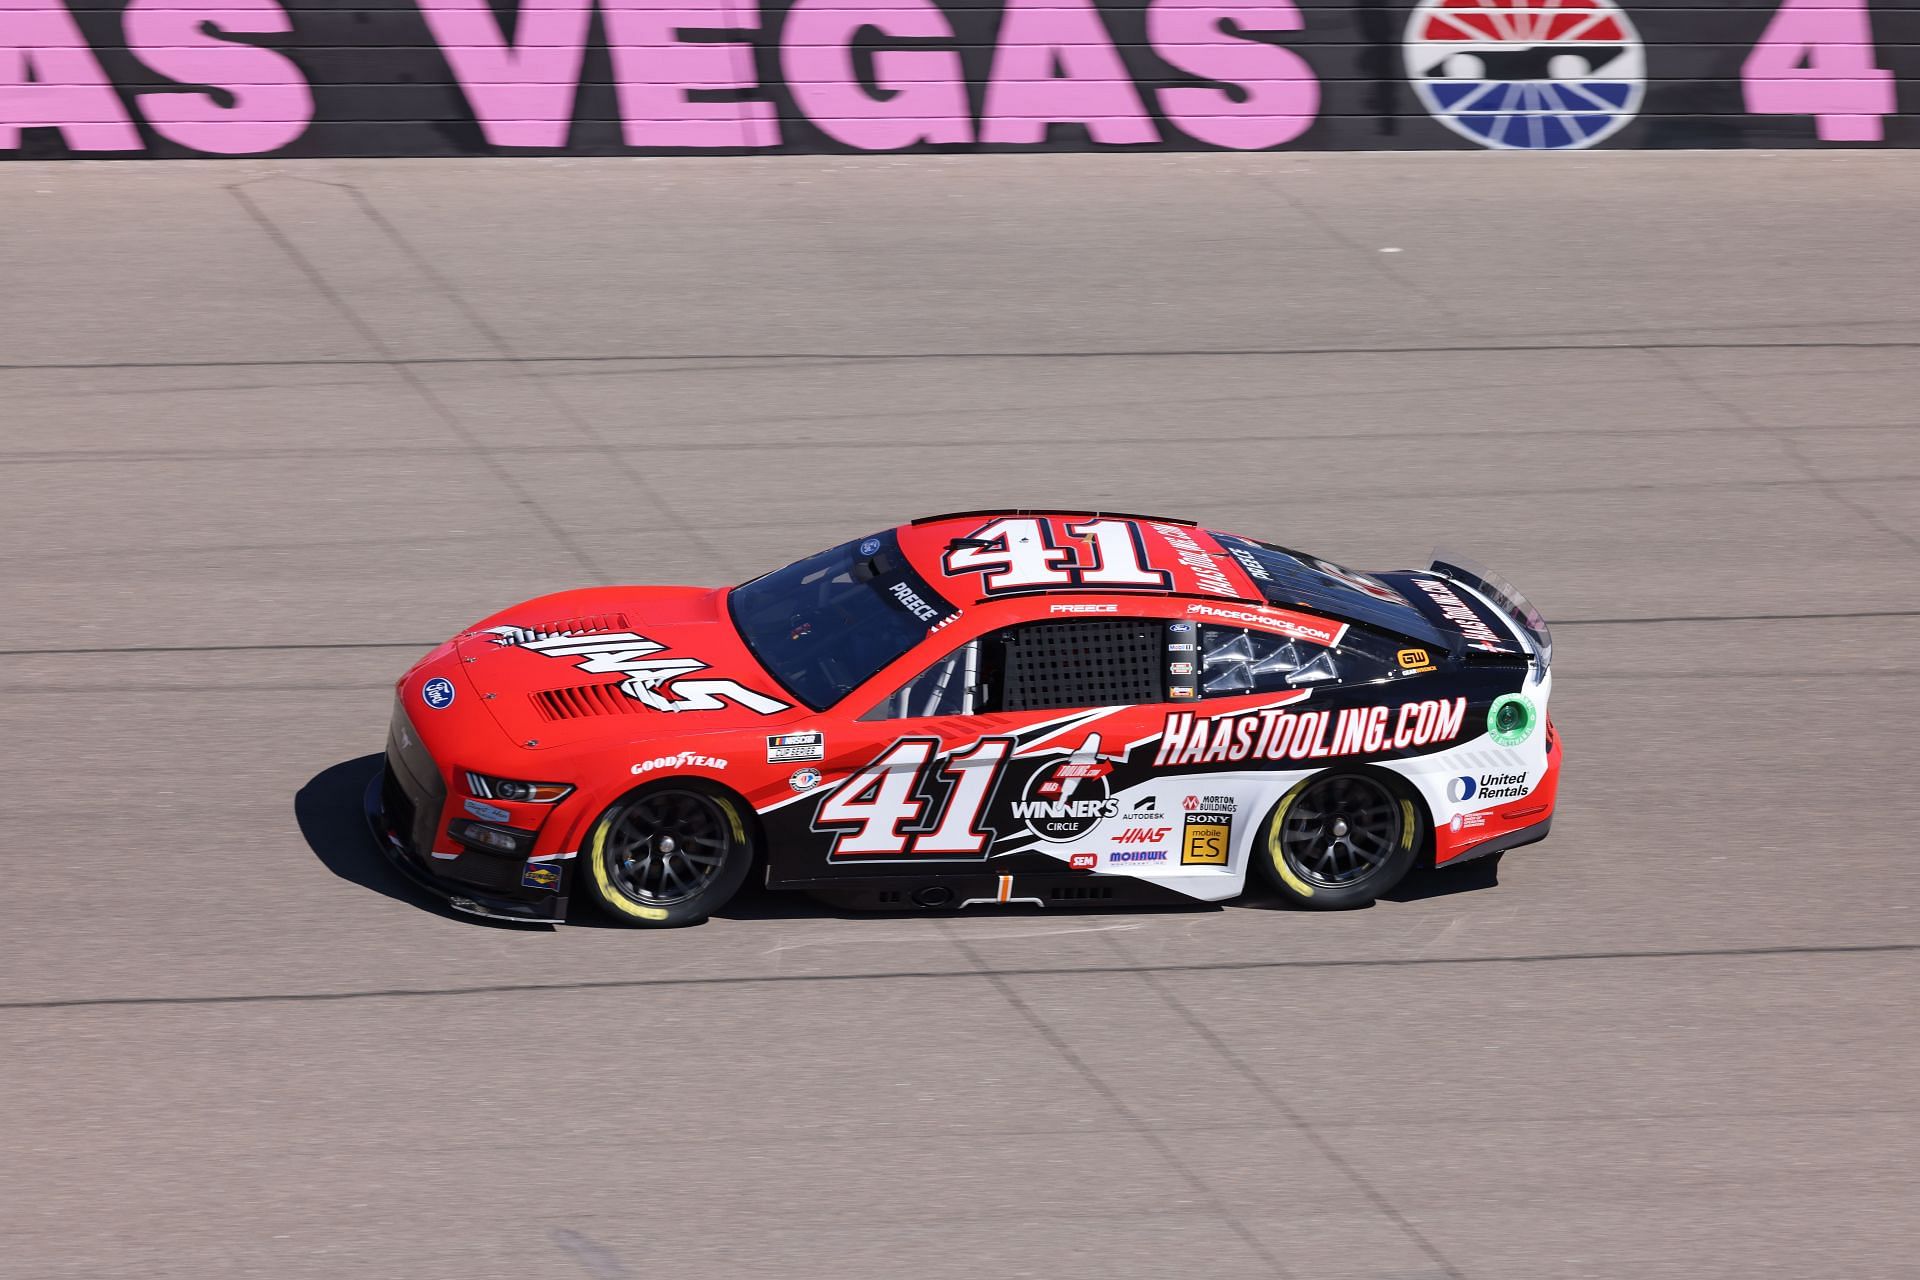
[1429,551,1553,682]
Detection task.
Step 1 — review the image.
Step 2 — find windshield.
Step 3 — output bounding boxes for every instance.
[728,531,958,711]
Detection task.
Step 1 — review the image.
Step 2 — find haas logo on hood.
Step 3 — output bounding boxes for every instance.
[484,627,790,714]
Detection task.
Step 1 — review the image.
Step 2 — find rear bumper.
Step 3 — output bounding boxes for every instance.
[1444,814,1551,867]
[366,761,570,925]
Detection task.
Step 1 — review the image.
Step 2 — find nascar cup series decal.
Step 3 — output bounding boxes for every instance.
[1405,0,1646,150]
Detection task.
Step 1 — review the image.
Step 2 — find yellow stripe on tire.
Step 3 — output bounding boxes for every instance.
[1267,780,1315,899]
[588,815,669,921]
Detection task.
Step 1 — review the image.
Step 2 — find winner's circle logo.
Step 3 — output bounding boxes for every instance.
[1016,759,1118,843]
[1405,0,1645,151]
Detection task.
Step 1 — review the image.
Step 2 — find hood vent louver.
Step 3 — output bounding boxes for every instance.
[487,614,631,647]
[531,681,649,722]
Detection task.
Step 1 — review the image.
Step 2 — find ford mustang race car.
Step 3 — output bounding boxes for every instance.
[370,510,1559,925]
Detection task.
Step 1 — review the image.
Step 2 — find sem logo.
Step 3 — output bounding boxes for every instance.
[1406,0,1645,151]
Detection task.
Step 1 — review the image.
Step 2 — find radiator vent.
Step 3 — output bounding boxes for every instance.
[530,682,646,721]
[492,613,632,646]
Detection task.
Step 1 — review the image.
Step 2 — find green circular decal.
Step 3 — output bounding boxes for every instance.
[1488,694,1537,747]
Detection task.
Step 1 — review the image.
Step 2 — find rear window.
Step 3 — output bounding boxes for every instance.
[1209,533,1449,649]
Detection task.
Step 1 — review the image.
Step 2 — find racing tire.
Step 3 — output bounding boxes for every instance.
[578,781,755,927]
[1256,769,1424,910]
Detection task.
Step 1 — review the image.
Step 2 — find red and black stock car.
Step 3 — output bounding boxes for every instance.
[370,511,1559,925]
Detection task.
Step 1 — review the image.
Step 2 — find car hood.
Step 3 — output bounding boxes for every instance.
[452,585,802,750]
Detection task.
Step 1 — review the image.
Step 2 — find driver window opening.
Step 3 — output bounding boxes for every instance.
[872,639,981,720]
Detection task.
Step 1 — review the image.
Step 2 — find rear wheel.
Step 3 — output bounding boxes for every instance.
[1257,770,1422,909]
[579,783,754,927]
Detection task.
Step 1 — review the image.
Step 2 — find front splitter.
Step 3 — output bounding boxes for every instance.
[362,772,565,924]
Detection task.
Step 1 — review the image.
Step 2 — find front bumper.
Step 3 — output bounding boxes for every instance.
[366,759,570,925]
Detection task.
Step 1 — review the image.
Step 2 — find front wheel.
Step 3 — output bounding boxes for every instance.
[579,783,755,927]
[1256,770,1423,909]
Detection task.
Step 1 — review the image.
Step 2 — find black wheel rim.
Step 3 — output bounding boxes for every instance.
[1279,774,1403,889]
[599,790,733,908]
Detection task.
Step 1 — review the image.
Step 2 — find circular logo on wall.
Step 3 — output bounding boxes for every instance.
[1405,0,1645,151]
[421,677,456,710]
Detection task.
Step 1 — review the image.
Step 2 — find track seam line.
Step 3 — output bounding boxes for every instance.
[227,185,609,583]
[1110,928,1466,1280]
[1649,348,1920,557]
[6,942,1913,1014]
[5,337,1920,373]
[338,185,741,580]
[943,927,1301,1280]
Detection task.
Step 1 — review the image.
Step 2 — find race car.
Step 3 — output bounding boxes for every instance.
[369,510,1559,925]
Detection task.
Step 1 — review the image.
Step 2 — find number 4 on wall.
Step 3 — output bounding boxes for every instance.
[1742,0,1897,142]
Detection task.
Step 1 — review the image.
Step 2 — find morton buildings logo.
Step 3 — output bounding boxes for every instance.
[1405,0,1645,151]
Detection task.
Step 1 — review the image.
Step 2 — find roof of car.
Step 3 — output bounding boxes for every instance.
[894,509,1267,606]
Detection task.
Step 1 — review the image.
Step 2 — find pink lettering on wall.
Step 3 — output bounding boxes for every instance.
[0,0,141,151]
[124,0,311,154]
[1150,0,1318,149]
[14,0,1911,160]
[981,0,1158,145]
[1741,0,1895,142]
[417,0,594,148]
[781,0,972,150]
[603,0,777,148]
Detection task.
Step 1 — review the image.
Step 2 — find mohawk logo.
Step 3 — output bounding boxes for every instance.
[484,626,790,715]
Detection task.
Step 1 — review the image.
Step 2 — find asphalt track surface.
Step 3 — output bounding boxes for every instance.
[4,153,1919,1280]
